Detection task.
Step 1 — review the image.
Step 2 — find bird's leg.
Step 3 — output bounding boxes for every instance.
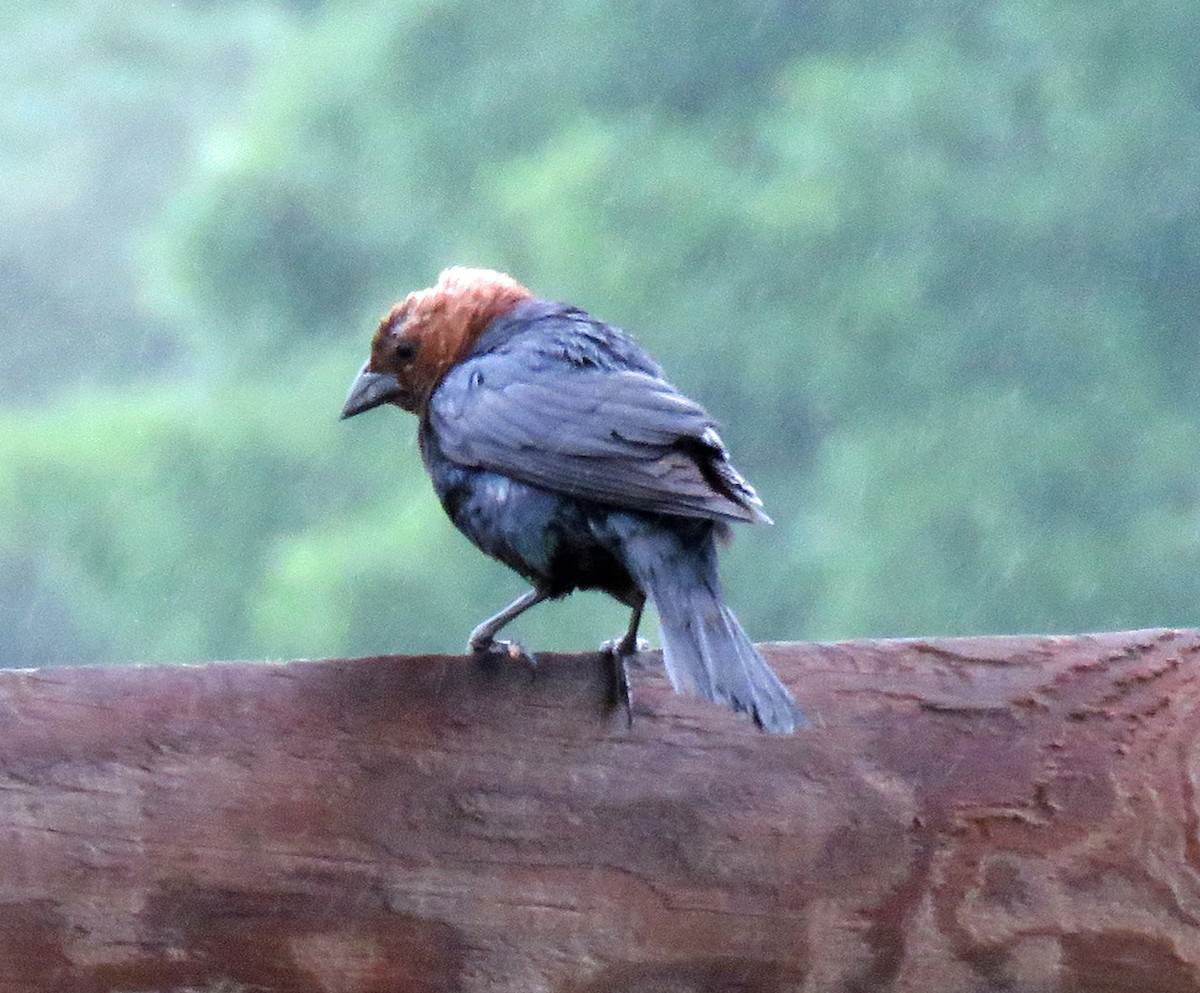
[468,587,550,666]
[601,591,647,724]
[614,594,648,656]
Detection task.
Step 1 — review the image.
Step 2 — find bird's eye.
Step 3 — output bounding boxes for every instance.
[394,340,418,364]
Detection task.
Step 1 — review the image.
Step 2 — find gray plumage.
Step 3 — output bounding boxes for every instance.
[417,298,803,733]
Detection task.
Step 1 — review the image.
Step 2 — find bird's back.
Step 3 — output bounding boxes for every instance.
[467,299,666,378]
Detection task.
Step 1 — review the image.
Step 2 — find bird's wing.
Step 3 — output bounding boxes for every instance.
[429,348,768,523]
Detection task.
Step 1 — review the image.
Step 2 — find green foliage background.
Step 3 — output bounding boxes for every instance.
[3,1,1199,666]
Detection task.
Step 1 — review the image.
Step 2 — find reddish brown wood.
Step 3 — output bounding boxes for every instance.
[0,629,1198,991]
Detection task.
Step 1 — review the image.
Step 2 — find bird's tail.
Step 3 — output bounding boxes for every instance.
[623,526,804,734]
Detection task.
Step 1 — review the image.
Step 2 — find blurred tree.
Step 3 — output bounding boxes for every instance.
[2,0,1200,666]
[0,3,299,401]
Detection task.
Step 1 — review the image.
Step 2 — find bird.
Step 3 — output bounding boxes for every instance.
[340,266,803,733]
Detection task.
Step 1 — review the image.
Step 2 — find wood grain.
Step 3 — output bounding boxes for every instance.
[0,629,1198,992]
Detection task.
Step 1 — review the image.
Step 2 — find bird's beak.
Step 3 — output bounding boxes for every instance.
[340,364,403,420]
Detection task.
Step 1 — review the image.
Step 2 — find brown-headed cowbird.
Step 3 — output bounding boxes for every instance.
[341,267,803,732]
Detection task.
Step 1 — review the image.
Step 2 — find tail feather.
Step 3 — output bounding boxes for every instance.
[625,527,804,733]
[654,582,803,733]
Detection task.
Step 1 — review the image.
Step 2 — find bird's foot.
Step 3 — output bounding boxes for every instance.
[470,638,538,675]
[600,635,651,657]
[600,637,646,728]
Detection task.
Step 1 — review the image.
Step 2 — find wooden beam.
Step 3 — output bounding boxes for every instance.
[0,629,1198,992]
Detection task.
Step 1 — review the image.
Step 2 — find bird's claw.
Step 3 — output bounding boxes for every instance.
[600,635,650,657]
[471,638,538,673]
[600,637,644,728]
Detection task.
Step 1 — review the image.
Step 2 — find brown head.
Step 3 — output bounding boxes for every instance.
[340,267,532,418]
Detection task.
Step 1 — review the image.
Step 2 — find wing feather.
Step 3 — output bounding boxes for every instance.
[430,341,767,523]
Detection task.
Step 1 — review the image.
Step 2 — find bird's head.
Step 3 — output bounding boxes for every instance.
[340,266,532,419]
